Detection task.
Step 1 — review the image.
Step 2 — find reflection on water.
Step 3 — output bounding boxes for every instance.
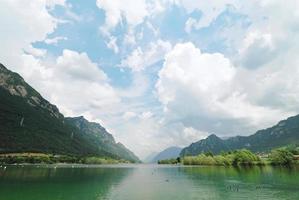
[0,164,133,200]
[0,164,299,200]
[181,166,299,200]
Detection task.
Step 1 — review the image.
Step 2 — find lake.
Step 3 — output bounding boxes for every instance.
[0,164,298,200]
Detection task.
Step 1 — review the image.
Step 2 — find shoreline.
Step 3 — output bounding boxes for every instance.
[0,152,136,165]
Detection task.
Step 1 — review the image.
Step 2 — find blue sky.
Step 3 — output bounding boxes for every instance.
[1,0,299,159]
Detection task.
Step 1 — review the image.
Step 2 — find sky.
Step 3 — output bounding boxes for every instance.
[1,0,299,160]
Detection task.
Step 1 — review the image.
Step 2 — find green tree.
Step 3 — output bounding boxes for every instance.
[231,149,259,166]
[269,149,294,165]
[204,151,214,157]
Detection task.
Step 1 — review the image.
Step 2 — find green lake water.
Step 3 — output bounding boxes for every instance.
[0,164,298,200]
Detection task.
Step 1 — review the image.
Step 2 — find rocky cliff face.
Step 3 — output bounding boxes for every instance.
[0,64,63,119]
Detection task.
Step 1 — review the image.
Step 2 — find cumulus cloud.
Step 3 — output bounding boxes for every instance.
[237,31,276,69]
[231,0,299,113]
[56,50,108,82]
[156,42,292,136]
[39,50,119,117]
[156,42,236,110]
[0,0,63,67]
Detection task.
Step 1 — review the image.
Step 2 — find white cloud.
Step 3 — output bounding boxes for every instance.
[123,111,137,120]
[123,29,137,46]
[44,36,68,45]
[121,40,172,71]
[234,1,299,68]
[56,50,108,82]
[140,111,153,119]
[182,127,208,143]
[25,45,47,58]
[44,50,119,116]
[117,72,150,98]
[156,42,292,136]
[98,0,237,34]
[0,0,63,68]
[146,21,159,36]
[181,0,239,30]
[96,0,149,30]
[46,0,65,9]
[96,0,166,53]
[227,1,299,114]
[184,17,199,33]
[106,36,119,54]
[156,42,235,108]
[237,31,277,69]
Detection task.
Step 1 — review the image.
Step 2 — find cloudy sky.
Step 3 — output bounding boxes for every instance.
[1,0,299,159]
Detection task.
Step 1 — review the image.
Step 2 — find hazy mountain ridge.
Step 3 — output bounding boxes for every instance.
[181,115,299,156]
[151,146,182,163]
[0,63,140,162]
[144,152,158,163]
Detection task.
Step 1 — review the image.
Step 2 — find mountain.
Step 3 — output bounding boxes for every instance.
[65,116,140,162]
[181,115,299,156]
[144,152,158,163]
[151,146,182,163]
[0,63,140,162]
[180,135,230,156]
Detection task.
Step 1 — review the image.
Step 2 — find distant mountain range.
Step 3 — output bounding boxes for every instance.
[144,152,158,163]
[150,146,182,163]
[181,115,299,156]
[0,63,140,162]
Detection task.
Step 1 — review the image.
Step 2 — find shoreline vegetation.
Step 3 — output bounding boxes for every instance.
[158,146,299,166]
[0,153,134,165]
[1,146,298,166]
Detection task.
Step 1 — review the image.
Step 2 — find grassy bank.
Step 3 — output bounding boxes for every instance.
[0,153,132,165]
[158,147,299,166]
